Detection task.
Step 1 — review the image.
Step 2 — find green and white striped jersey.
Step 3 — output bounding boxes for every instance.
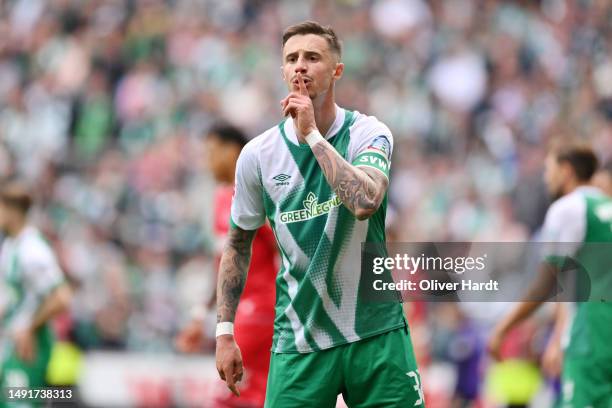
[540,186,612,361]
[0,226,64,336]
[230,105,405,353]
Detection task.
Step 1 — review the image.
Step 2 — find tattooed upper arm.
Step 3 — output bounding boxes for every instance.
[353,166,388,219]
[310,141,389,220]
[360,166,389,194]
[216,226,256,323]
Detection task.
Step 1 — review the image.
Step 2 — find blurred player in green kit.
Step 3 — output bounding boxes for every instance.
[489,143,612,407]
[0,181,72,406]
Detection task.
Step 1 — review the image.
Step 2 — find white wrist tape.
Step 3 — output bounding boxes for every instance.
[305,129,324,147]
[216,322,234,337]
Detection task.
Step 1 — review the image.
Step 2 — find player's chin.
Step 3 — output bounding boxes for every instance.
[306,86,319,98]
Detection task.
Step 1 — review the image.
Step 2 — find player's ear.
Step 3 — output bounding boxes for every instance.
[332,62,344,80]
[560,161,574,181]
[280,66,286,81]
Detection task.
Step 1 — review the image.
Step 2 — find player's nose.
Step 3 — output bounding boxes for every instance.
[294,56,307,73]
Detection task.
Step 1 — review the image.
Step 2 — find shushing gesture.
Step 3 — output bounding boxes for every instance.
[280,72,317,142]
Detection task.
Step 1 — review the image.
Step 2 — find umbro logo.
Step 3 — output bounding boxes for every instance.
[273,173,291,186]
[273,173,290,182]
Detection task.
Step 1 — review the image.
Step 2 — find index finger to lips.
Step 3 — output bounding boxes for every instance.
[297,73,308,96]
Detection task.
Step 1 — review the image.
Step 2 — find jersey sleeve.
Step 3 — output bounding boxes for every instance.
[20,241,65,296]
[8,238,64,332]
[230,139,266,230]
[348,116,394,180]
[539,194,586,260]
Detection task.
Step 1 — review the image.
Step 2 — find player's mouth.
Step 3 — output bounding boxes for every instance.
[292,77,312,86]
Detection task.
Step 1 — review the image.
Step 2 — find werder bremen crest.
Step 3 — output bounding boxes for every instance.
[279,192,342,224]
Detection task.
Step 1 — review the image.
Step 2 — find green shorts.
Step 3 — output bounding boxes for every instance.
[560,304,612,408]
[265,323,424,407]
[561,356,612,408]
[0,328,53,408]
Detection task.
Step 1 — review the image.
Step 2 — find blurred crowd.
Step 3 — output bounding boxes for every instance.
[0,0,611,382]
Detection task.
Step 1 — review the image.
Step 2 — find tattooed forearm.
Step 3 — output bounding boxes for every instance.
[216,226,256,323]
[311,141,388,220]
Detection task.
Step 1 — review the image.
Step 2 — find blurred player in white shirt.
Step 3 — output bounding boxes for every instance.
[0,180,71,399]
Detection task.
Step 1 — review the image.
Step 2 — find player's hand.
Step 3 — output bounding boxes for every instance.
[216,334,243,397]
[175,319,204,353]
[280,72,316,142]
[541,335,563,378]
[487,328,504,361]
[13,328,36,362]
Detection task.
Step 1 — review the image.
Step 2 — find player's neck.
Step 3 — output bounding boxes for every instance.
[6,219,26,238]
[564,179,588,196]
[225,164,237,184]
[312,90,336,137]
[215,168,236,185]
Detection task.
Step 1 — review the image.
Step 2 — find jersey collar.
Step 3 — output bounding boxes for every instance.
[5,225,33,244]
[575,185,603,196]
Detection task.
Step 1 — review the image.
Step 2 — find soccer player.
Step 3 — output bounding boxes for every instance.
[175,124,277,407]
[0,181,72,401]
[539,159,612,394]
[215,21,423,407]
[488,143,612,407]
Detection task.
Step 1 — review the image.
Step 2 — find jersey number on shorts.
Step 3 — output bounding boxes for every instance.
[406,370,424,406]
